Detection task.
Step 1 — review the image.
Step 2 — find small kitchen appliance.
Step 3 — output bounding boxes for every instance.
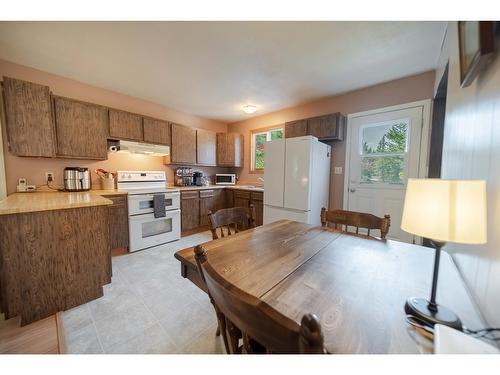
[193,171,205,186]
[64,167,91,191]
[215,173,236,185]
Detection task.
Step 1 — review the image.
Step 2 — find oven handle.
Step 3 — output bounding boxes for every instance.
[128,192,180,201]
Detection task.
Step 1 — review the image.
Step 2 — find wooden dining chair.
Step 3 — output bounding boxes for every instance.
[194,244,326,354]
[320,207,391,239]
[208,205,256,240]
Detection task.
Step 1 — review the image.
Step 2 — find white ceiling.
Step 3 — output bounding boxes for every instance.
[0,22,446,122]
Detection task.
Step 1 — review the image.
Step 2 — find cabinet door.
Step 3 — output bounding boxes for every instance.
[307,113,345,140]
[233,190,250,209]
[181,191,200,231]
[2,76,55,157]
[196,129,217,166]
[103,195,129,249]
[199,189,217,226]
[250,191,264,226]
[285,119,308,138]
[54,96,108,159]
[143,117,171,145]
[224,189,234,209]
[234,133,244,167]
[217,133,244,167]
[216,133,234,166]
[171,123,197,164]
[109,109,143,141]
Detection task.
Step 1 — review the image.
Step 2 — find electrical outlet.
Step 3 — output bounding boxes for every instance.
[45,172,54,183]
[334,167,343,175]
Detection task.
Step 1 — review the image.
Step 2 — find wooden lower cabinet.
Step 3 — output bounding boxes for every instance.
[233,190,251,209]
[181,188,263,234]
[181,191,200,232]
[0,206,110,325]
[102,194,129,250]
[250,191,264,226]
[199,189,224,226]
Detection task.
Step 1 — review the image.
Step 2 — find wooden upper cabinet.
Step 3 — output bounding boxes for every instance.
[217,133,243,167]
[53,96,108,160]
[143,117,171,145]
[285,119,308,138]
[171,123,196,164]
[109,109,143,141]
[2,76,55,157]
[196,128,217,166]
[307,113,345,141]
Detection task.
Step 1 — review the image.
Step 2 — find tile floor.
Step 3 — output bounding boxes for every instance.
[63,231,224,354]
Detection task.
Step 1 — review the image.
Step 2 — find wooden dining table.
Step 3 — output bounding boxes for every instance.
[174,220,486,354]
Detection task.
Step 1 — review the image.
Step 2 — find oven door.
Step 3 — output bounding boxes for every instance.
[128,209,181,252]
[128,191,180,216]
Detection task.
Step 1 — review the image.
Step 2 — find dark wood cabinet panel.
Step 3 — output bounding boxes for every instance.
[307,113,345,141]
[171,123,197,164]
[285,119,308,139]
[54,96,108,160]
[0,205,110,325]
[143,117,171,145]
[224,189,234,209]
[196,129,217,166]
[199,189,222,226]
[102,195,129,250]
[181,191,200,231]
[233,190,251,209]
[2,76,55,157]
[109,109,143,141]
[217,133,244,167]
[250,191,264,226]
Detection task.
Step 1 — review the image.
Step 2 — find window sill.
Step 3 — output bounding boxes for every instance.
[249,169,264,174]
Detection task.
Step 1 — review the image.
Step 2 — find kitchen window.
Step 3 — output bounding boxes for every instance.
[250,127,284,172]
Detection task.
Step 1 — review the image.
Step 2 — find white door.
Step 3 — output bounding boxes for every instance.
[347,106,424,243]
[284,136,313,211]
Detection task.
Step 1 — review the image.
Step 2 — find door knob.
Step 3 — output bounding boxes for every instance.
[349,188,356,193]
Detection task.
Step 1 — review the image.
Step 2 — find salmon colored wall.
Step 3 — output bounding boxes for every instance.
[228,71,436,209]
[0,59,228,193]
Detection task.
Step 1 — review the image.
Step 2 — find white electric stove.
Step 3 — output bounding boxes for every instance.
[117,171,180,252]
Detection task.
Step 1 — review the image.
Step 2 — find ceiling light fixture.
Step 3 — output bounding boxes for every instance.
[242,104,257,114]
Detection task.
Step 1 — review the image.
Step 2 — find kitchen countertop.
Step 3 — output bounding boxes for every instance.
[171,185,264,192]
[0,191,113,215]
[91,189,129,196]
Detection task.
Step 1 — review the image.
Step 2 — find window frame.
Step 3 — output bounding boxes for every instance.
[249,125,284,173]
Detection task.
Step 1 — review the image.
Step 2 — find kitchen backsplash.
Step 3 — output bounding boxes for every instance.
[2,151,234,193]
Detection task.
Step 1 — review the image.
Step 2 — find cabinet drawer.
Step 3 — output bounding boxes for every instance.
[181,191,200,200]
[234,190,251,200]
[250,191,263,201]
[199,189,216,198]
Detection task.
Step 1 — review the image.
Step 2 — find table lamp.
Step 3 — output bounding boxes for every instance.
[401,179,487,330]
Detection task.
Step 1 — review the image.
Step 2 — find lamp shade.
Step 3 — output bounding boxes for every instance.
[401,179,487,244]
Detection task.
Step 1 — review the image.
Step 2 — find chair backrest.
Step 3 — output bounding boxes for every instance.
[194,245,325,354]
[208,205,256,240]
[320,208,391,239]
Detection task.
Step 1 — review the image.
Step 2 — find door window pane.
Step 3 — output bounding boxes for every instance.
[142,218,172,238]
[360,120,409,184]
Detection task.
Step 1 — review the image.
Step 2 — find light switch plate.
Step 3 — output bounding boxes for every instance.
[334,167,343,175]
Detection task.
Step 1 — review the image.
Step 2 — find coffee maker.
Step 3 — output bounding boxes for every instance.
[193,171,205,186]
[175,167,194,186]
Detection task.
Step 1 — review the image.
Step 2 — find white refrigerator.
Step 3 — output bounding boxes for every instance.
[263,136,331,226]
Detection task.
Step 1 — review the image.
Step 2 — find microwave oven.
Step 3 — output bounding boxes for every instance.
[215,174,236,185]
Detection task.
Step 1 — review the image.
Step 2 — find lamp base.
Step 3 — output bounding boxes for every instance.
[405,297,463,331]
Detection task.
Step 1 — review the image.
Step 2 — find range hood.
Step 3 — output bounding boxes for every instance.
[117,140,170,157]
